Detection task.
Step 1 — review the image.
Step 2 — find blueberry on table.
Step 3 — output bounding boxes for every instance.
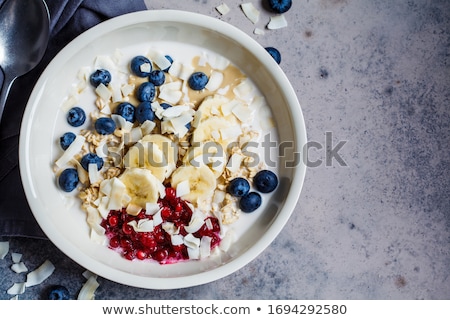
[265,47,281,64]
[130,55,152,77]
[115,102,135,122]
[58,168,79,192]
[66,107,86,127]
[253,170,278,193]
[90,69,111,87]
[135,101,155,123]
[80,153,104,171]
[95,117,116,135]
[239,192,262,213]
[59,132,76,150]
[268,0,292,14]
[188,71,209,90]
[149,69,165,86]
[227,177,250,197]
[47,285,70,300]
[137,82,156,102]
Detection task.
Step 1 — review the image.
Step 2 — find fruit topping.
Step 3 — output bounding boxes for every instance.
[80,153,104,171]
[66,107,86,127]
[135,101,155,124]
[95,117,116,135]
[115,102,135,122]
[59,132,76,150]
[90,69,111,87]
[188,71,209,90]
[137,82,156,102]
[130,55,152,77]
[149,69,166,86]
[58,168,79,192]
[239,191,262,213]
[227,177,250,197]
[253,169,278,193]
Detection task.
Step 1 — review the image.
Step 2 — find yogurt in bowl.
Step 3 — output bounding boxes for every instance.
[20,10,306,289]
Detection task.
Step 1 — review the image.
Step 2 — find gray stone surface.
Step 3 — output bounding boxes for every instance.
[1,0,449,299]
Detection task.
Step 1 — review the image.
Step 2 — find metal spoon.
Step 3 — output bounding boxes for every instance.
[0,0,50,124]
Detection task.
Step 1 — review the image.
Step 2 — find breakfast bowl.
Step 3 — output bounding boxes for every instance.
[19,10,307,289]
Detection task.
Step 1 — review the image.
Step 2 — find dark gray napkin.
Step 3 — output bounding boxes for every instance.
[0,0,147,238]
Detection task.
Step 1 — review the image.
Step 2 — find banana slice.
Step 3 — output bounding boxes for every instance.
[191,115,239,149]
[194,94,230,123]
[119,168,160,207]
[141,134,178,178]
[183,142,227,178]
[170,165,217,205]
[123,138,168,182]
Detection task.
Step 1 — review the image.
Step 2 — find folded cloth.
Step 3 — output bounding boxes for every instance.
[0,0,147,238]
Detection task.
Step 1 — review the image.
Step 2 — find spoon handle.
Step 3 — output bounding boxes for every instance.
[0,71,15,125]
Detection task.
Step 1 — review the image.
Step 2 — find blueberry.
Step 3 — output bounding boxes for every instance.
[59,132,76,150]
[148,70,165,86]
[137,82,156,102]
[265,47,281,64]
[115,102,135,122]
[268,0,292,14]
[162,55,173,72]
[80,153,104,171]
[90,69,111,87]
[253,170,278,193]
[95,117,116,135]
[188,71,209,90]
[160,102,172,109]
[227,177,250,197]
[239,192,262,213]
[130,55,152,77]
[58,168,79,192]
[135,101,155,123]
[47,285,70,300]
[67,107,86,127]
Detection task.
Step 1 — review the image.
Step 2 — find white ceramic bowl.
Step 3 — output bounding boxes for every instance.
[19,10,306,289]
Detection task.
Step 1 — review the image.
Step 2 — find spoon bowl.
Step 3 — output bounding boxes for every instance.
[0,0,50,123]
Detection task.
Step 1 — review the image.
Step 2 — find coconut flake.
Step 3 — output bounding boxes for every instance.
[227,153,245,172]
[176,180,191,198]
[205,71,224,91]
[141,120,156,136]
[184,233,201,249]
[0,241,9,259]
[121,83,135,97]
[200,236,212,259]
[254,28,265,35]
[145,203,160,215]
[140,62,151,74]
[267,14,288,30]
[216,3,230,15]
[219,229,236,251]
[11,262,28,274]
[187,247,200,260]
[171,234,184,246]
[162,105,190,118]
[95,83,112,102]
[232,104,255,123]
[7,282,26,295]
[108,177,126,210]
[153,209,163,226]
[88,163,102,184]
[241,3,260,24]
[128,219,154,232]
[55,135,86,167]
[220,125,242,141]
[11,252,22,263]
[82,270,98,280]
[25,260,55,287]
[126,203,143,216]
[78,275,99,300]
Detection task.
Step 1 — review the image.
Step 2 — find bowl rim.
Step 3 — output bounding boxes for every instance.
[19,9,307,289]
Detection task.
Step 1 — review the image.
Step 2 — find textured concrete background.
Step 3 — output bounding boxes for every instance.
[1,0,449,299]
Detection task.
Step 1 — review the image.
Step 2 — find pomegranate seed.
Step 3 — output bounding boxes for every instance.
[161,207,171,220]
[136,250,147,260]
[108,215,119,227]
[152,249,168,262]
[122,223,133,235]
[165,187,176,200]
[124,250,135,260]
[109,236,120,248]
